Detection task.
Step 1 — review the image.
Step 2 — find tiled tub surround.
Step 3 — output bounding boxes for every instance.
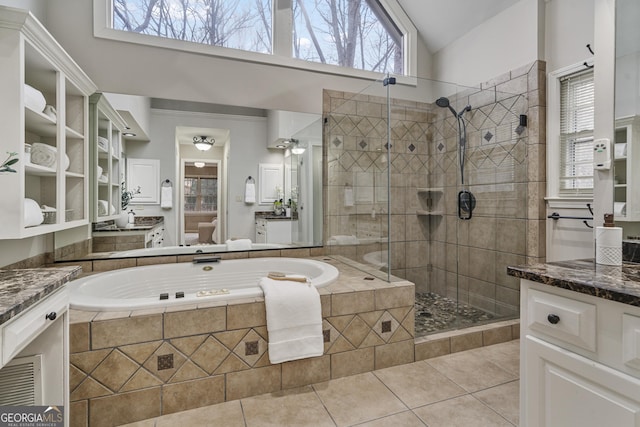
[68,257,416,427]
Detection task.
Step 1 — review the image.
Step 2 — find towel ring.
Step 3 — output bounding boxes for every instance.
[162,179,172,187]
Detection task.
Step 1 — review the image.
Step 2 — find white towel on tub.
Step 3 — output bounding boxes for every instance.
[226,238,252,251]
[258,277,323,364]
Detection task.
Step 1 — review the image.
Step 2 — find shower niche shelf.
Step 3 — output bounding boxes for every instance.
[416,188,444,217]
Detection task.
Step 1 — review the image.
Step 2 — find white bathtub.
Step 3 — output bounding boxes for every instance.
[111,243,290,257]
[70,257,339,311]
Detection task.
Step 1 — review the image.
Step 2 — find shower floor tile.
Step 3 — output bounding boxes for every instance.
[415,292,495,336]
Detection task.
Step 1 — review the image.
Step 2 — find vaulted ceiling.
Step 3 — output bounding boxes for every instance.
[396,0,521,53]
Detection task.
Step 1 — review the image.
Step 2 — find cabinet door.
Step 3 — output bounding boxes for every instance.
[523,336,640,427]
[127,158,160,204]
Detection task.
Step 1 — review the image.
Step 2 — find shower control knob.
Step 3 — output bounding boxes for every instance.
[547,314,560,324]
[45,312,57,321]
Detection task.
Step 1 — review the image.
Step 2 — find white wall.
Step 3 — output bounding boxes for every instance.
[545,0,595,73]
[0,0,46,23]
[126,109,283,246]
[432,0,542,87]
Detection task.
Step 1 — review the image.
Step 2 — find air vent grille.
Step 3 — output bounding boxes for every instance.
[0,355,42,406]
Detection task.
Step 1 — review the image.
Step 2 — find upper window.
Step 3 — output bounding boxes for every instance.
[104,0,413,76]
[558,69,594,196]
[113,0,272,53]
[292,0,402,74]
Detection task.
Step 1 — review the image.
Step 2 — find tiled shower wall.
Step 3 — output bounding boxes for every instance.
[323,60,546,316]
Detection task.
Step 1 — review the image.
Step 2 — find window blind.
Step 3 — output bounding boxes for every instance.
[559,69,595,195]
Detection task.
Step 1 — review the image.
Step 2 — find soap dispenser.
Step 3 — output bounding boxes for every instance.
[128,209,136,225]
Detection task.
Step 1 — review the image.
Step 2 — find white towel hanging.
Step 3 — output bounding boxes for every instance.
[161,179,172,209]
[245,176,256,204]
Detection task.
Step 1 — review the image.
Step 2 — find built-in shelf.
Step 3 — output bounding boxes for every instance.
[416,210,443,216]
[0,9,96,238]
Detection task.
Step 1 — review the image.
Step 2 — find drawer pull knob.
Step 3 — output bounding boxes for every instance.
[547,314,560,324]
[45,312,57,321]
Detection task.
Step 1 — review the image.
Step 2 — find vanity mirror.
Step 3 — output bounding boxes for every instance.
[54,96,323,260]
[614,0,640,237]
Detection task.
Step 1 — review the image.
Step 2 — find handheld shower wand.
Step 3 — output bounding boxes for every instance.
[435,97,475,219]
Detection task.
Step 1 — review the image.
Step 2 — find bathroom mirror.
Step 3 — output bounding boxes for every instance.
[54,97,323,260]
[614,0,640,235]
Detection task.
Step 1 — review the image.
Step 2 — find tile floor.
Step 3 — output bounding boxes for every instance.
[121,340,520,427]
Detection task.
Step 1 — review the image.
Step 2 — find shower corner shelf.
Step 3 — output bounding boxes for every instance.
[416,210,443,217]
[416,187,443,194]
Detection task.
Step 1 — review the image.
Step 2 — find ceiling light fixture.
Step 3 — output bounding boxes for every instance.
[194,161,205,168]
[123,132,136,137]
[193,136,215,151]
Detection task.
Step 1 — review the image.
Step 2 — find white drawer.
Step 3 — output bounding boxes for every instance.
[2,287,69,366]
[527,288,597,352]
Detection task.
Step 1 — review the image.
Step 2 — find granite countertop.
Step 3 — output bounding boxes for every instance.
[508,259,640,307]
[255,211,298,220]
[0,266,81,325]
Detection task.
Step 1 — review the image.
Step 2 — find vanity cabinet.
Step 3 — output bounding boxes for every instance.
[614,116,640,222]
[520,279,640,426]
[255,218,293,244]
[0,7,96,239]
[89,93,127,222]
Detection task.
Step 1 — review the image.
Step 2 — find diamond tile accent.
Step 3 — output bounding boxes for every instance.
[157,354,174,370]
[484,131,494,142]
[384,142,391,150]
[342,315,371,348]
[381,320,392,333]
[408,143,416,152]
[373,312,400,343]
[359,140,368,149]
[438,142,445,152]
[323,329,331,343]
[332,136,343,147]
[233,330,267,367]
[143,342,186,383]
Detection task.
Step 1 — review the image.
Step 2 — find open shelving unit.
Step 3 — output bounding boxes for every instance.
[0,8,96,238]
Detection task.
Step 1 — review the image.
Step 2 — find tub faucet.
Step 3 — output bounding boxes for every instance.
[193,255,221,264]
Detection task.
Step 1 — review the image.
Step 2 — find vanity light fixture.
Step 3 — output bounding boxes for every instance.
[193,136,215,151]
[290,138,305,154]
[194,161,205,168]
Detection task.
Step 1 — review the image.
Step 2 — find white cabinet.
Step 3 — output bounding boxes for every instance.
[255,218,293,244]
[614,116,640,221]
[90,93,127,222]
[0,287,69,421]
[127,158,160,204]
[521,279,640,427]
[0,7,96,238]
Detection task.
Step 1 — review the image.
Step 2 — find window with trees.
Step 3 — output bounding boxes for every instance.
[184,176,217,212]
[109,0,407,75]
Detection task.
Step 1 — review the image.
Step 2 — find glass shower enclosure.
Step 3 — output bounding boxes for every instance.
[324,74,530,336]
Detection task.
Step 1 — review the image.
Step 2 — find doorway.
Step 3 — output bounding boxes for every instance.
[179,159,221,245]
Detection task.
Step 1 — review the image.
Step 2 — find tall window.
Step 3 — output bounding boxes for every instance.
[108,0,408,75]
[292,0,403,74]
[559,69,594,195]
[184,176,217,211]
[113,0,272,53]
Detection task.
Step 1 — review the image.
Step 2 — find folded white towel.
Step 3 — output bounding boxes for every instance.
[161,186,172,209]
[24,198,44,227]
[97,200,109,216]
[245,182,256,204]
[24,84,46,112]
[97,136,109,151]
[226,238,252,251]
[258,277,323,364]
[30,143,56,168]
